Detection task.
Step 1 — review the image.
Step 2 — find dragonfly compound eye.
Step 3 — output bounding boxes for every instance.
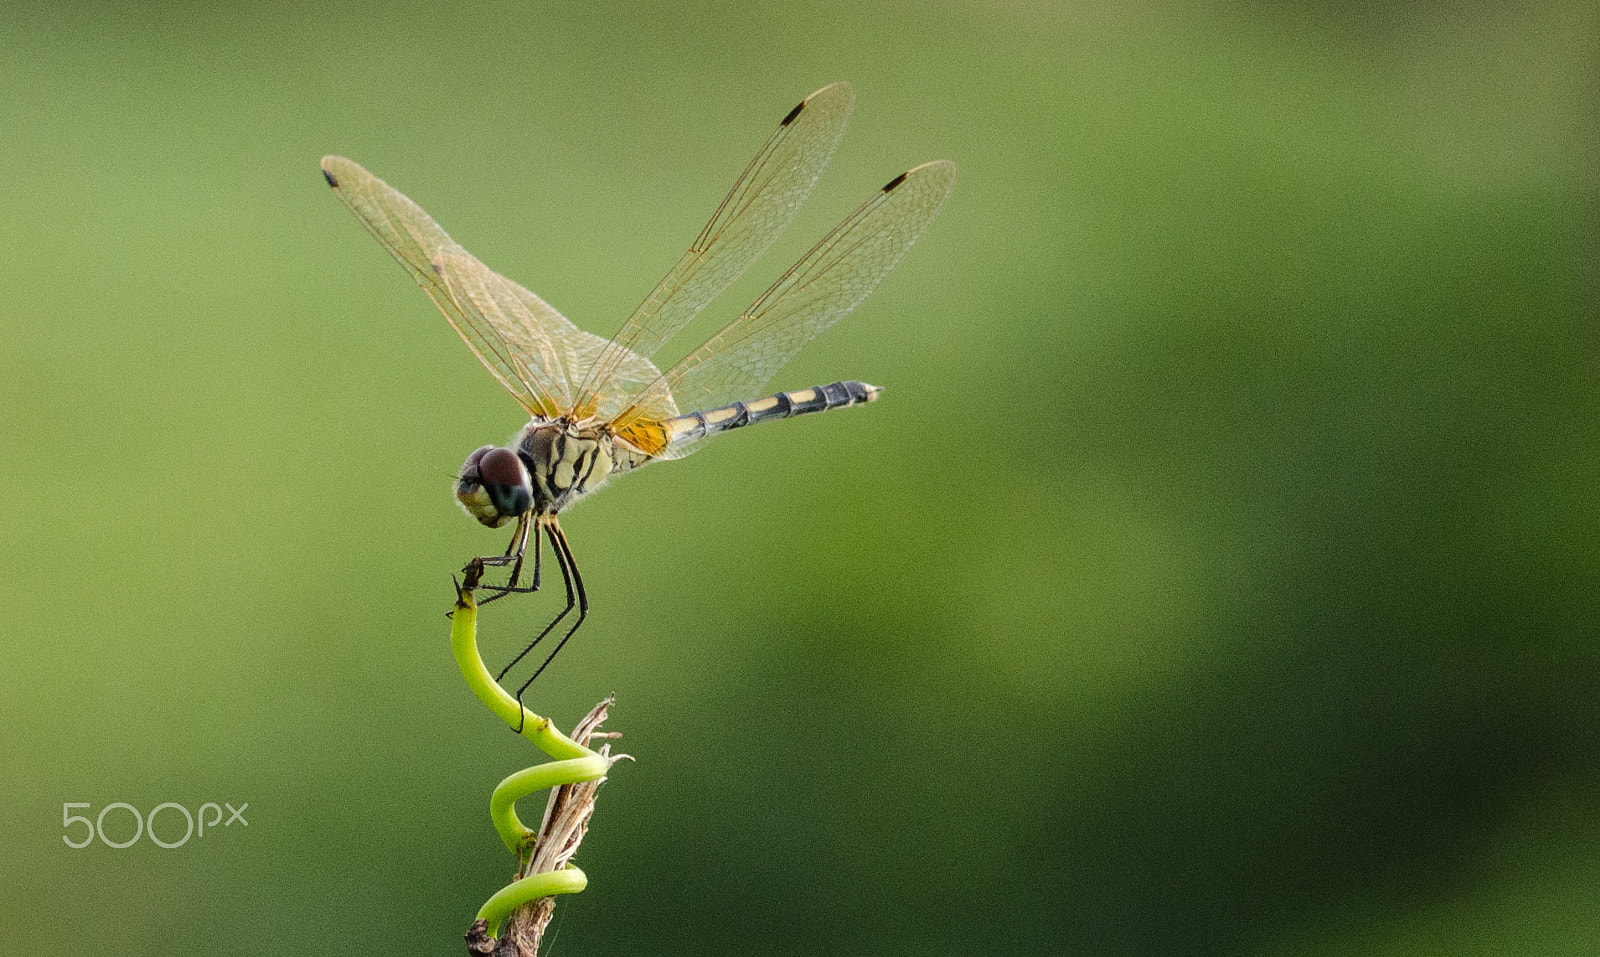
[455,446,533,527]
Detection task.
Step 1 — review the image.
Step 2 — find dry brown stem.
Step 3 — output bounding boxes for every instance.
[499,697,629,957]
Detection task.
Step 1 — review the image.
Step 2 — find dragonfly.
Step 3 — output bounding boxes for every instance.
[322,81,955,699]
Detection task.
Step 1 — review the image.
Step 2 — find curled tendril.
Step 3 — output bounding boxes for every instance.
[453,560,626,953]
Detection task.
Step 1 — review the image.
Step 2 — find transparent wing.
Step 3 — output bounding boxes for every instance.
[434,249,667,418]
[321,155,578,418]
[569,81,855,420]
[612,160,957,458]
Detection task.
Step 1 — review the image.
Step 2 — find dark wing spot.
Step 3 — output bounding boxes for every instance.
[882,171,909,193]
[781,100,805,126]
[430,260,442,273]
[322,167,339,188]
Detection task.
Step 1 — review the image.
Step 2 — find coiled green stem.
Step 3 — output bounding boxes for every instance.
[453,562,618,949]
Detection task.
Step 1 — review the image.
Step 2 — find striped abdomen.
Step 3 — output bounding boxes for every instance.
[666,380,880,447]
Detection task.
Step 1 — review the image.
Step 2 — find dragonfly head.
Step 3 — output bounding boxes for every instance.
[455,445,533,528]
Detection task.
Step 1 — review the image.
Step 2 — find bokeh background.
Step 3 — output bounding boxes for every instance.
[2,1,1596,954]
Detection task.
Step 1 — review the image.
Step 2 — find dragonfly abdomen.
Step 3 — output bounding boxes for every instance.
[668,380,880,446]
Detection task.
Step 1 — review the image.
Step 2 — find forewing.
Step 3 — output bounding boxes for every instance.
[434,249,659,415]
[614,160,957,458]
[321,155,564,417]
[569,81,855,419]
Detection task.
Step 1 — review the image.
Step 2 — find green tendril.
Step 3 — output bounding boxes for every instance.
[452,568,615,943]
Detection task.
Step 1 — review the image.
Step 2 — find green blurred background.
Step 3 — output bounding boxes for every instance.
[2,1,1596,954]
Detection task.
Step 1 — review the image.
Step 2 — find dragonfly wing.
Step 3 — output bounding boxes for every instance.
[569,81,856,419]
[616,160,957,459]
[321,155,567,418]
[434,249,656,415]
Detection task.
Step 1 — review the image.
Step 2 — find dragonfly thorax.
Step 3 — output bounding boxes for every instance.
[517,418,616,514]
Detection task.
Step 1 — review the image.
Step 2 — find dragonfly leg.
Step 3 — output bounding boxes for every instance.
[498,521,587,733]
[510,521,589,730]
[495,519,573,690]
[477,513,541,606]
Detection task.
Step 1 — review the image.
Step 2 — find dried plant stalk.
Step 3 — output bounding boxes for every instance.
[498,698,628,957]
